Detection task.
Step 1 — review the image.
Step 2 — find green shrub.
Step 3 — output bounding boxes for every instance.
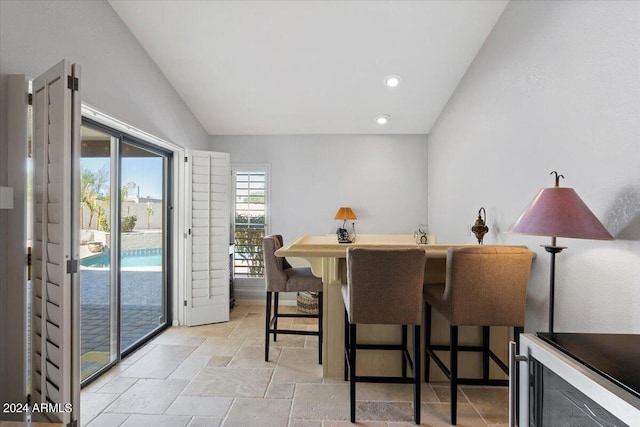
[122,215,137,232]
[234,213,265,277]
[98,215,110,232]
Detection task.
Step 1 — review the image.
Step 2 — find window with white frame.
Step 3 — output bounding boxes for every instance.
[232,165,269,277]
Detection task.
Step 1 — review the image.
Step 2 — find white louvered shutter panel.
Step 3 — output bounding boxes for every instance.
[31,60,81,425]
[186,151,230,326]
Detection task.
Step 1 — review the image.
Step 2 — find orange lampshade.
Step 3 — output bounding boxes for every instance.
[334,207,357,221]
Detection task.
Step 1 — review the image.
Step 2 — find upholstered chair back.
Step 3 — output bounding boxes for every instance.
[345,248,426,325]
[263,234,288,292]
[444,246,534,326]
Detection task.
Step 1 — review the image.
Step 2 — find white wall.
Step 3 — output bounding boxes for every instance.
[427,1,640,333]
[0,0,209,151]
[0,0,209,410]
[212,134,429,243]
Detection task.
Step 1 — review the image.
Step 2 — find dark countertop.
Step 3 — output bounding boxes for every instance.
[537,332,640,400]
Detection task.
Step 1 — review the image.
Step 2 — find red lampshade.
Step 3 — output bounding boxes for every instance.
[509,186,613,240]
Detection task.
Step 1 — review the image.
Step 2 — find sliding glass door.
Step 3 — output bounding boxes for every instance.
[79,120,171,383]
[120,141,168,354]
[79,125,116,381]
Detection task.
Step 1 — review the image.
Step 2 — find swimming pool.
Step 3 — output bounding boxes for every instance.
[81,248,163,269]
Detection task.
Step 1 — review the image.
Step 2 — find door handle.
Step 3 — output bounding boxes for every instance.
[509,341,528,427]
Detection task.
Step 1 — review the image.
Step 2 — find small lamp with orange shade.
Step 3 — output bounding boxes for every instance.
[334,207,357,243]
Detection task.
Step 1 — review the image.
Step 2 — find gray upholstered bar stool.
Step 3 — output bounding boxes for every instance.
[343,247,426,424]
[263,235,323,364]
[423,246,534,425]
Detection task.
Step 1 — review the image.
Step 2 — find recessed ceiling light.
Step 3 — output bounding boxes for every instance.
[376,114,390,125]
[384,75,401,88]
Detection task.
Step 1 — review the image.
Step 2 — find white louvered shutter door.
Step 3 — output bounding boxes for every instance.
[185,151,230,326]
[31,60,81,425]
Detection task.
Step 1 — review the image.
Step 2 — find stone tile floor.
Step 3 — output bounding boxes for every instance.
[81,302,508,426]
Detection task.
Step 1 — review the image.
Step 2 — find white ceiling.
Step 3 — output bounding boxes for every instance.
[109,1,508,135]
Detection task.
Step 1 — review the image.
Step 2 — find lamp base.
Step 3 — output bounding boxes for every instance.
[541,244,567,334]
[336,228,355,243]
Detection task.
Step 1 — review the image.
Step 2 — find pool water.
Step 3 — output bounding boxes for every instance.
[81,249,162,268]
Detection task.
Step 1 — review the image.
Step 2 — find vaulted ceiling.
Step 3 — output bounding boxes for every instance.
[109,1,508,135]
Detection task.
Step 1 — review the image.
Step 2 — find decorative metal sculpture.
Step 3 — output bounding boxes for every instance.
[472,207,489,244]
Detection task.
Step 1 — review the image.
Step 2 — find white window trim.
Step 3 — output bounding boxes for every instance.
[81,104,184,152]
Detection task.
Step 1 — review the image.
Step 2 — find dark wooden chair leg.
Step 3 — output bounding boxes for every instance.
[451,325,458,426]
[350,323,357,423]
[514,326,524,423]
[265,292,272,361]
[401,325,408,378]
[273,292,279,341]
[424,302,432,382]
[414,324,421,425]
[482,326,490,380]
